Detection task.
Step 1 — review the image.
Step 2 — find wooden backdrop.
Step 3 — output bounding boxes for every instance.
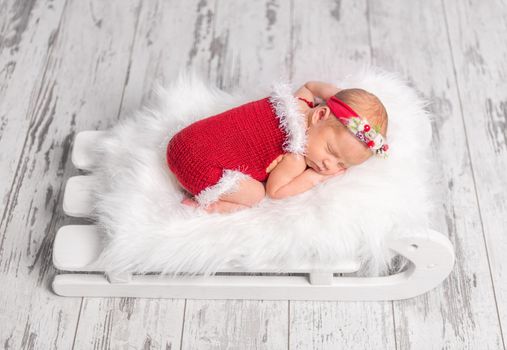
[0,0,506,349]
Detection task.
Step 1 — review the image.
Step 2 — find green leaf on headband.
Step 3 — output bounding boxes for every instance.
[373,124,381,133]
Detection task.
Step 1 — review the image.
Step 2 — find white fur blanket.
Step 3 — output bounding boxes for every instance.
[89,68,436,277]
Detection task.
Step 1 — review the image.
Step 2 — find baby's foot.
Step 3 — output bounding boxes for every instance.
[181,197,199,208]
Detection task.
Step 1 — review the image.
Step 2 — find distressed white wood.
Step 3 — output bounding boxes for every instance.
[116,0,222,118]
[0,1,86,349]
[0,0,65,209]
[290,301,396,349]
[71,130,107,170]
[443,0,507,345]
[181,300,289,350]
[207,0,293,91]
[2,0,503,347]
[62,175,96,217]
[106,272,132,284]
[52,226,454,300]
[309,272,333,285]
[0,1,143,349]
[53,225,102,271]
[73,297,185,350]
[368,0,505,348]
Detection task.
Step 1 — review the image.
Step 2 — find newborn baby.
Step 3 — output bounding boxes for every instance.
[166,81,389,214]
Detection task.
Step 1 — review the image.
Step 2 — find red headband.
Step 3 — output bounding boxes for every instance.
[326,96,360,124]
[325,96,389,157]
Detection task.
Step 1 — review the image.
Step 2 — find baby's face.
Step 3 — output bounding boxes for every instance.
[305,107,372,175]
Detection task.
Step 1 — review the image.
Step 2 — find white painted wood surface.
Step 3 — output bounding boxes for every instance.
[443,2,507,347]
[369,1,506,348]
[0,0,505,349]
[52,224,455,300]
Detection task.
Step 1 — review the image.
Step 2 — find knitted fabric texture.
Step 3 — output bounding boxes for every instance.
[166,96,294,206]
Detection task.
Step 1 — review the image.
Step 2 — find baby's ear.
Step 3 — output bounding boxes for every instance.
[310,106,331,125]
[319,106,333,120]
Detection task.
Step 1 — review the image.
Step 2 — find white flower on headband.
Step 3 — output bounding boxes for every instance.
[344,116,389,158]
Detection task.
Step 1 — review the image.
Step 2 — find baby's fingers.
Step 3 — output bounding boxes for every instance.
[324,168,346,180]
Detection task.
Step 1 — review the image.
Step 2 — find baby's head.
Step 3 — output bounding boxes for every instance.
[304,88,388,175]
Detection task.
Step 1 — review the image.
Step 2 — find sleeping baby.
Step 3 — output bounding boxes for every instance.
[166,81,389,214]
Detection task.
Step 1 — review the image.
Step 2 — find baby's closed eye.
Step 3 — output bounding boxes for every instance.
[327,144,347,168]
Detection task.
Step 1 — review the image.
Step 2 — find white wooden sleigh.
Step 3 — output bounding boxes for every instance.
[52,131,455,300]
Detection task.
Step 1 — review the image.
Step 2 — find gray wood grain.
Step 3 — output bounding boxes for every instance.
[1,0,506,349]
[74,298,184,350]
[443,0,507,346]
[0,0,140,349]
[291,301,395,350]
[368,0,504,348]
[0,0,65,258]
[0,1,75,349]
[182,300,288,350]
[207,0,293,91]
[117,0,221,118]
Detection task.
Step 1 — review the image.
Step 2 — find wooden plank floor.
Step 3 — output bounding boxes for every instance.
[0,0,506,349]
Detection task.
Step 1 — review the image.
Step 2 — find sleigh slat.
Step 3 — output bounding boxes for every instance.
[62,175,95,217]
[71,130,107,170]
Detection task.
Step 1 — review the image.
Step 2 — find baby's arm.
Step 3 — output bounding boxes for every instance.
[294,81,341,105]
[265,154,338,199]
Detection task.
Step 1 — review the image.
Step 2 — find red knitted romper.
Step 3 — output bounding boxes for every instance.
[166,97,288,202]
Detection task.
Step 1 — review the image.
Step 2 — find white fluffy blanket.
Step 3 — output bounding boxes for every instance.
[89,67,436,277]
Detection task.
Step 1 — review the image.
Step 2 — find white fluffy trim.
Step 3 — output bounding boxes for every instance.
[194,169,250,208]
[269,82,308,155]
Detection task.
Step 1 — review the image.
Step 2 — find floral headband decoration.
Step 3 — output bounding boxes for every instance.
[325,96,389,158]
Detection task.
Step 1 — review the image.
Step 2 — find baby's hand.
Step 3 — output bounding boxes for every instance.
[308,167,346,184]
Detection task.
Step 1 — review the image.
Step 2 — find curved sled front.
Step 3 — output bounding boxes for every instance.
[52,131,455,300]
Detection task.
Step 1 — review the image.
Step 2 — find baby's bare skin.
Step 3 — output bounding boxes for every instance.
[265,154,284,174]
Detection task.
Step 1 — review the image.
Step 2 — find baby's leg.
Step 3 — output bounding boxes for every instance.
[220,177,266,206]
[202,200,250,214]
[206,177,265,214]
[182,177,265,214]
